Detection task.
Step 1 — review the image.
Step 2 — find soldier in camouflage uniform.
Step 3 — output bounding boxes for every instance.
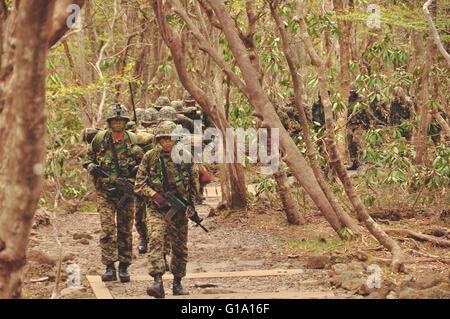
[160,105,195,133]
[346,84,370,170]
[84,103,143,282]
[311,93,329,170]
[389,86,412,140]
[277,98,303,137]
[154,96,171,111]
[369,84,389,126]
[135,121,199,298]
[172,100,195,133]
[138,108,171,268]
[126,107,146,131]
[182,91,213,203]
[141,108,159,131]
[128,107,152,254]
[311,94,326,133]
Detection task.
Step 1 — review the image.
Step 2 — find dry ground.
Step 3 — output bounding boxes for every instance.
[22,179,450,299]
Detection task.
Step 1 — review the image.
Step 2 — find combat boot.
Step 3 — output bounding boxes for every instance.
[118,262,130,283]
[147,274,165,298]
[173,277,189,295]
[138,237,148,254]
[101,263,117,282]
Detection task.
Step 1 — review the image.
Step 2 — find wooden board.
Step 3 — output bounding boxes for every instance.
[86,275,114,299]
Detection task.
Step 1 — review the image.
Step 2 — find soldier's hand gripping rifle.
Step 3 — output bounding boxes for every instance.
[158,156,208,232]
[163,191,208,233]
[114,177,145,209]
[87,164,143,209]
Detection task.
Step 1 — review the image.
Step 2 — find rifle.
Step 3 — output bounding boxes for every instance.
[163,191,208,233]
[159,156,208,233]
[88,164,143,209]
[129,82,138,126]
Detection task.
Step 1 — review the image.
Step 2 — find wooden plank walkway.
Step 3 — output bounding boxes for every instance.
[86,268,337,299]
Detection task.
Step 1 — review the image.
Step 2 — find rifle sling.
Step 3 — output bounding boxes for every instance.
[160,156,185,220]
[110,133,123,178]
[159,155,169,193]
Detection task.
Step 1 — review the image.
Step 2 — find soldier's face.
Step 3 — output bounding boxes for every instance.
[159,136,176,152]
[110,118,127,132]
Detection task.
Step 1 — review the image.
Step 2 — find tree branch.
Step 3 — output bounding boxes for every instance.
[48,0,85,48]
[92,0,118,127]
[168,0,249,98]
[423,0,450,67]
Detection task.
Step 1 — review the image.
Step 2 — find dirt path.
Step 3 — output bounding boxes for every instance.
[23,187,450,300]
[23,192,355,299]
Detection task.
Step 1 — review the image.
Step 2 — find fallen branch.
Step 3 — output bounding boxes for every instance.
[385,228,450,247]
[407,248,450,261]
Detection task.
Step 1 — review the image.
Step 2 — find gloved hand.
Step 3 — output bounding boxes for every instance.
[151,192,170,209]
[186,205,195,218]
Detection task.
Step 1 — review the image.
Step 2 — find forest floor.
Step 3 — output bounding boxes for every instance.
[22,172,450,300]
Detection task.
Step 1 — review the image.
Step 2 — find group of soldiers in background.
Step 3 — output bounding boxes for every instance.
[83,91,209,298]
[277,84,443,171]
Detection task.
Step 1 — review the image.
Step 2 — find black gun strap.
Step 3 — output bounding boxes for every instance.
[159,154,194,206]
[109,133,122,178]
[159,155,169,193]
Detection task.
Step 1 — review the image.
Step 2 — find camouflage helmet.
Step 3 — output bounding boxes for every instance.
[155,120,178,139]
[142,108,158,125]
[350,83,359,92]
[183,90,195,102]
[134,108,146,122]
[393,86,406,103]
[106,103,130,122]
[159,106,177,121]
[171,100,184,112]
[155,96,171,109]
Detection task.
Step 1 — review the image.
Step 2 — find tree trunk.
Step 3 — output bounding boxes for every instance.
[273,167,304,225]
[333,0,352,164]
[414,39,434,165]
[152,0,248,209]
[270,1,362,235]
[0,0,56,299]
[204,0,344,233]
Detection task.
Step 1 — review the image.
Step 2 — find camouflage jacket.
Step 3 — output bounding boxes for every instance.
[134,145,199,210]
[176,114,195,132]
[85,130,143,193]
[369,96,389,125]
[389,101,411,125]
[347,93,371,129]
[311,100,325,130]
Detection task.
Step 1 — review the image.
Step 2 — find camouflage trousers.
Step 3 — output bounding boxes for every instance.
[97,191,134,265]
[135,198,171,255]
[347,126,366,165]
[147,207,188,278]
[134,198,148,240]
